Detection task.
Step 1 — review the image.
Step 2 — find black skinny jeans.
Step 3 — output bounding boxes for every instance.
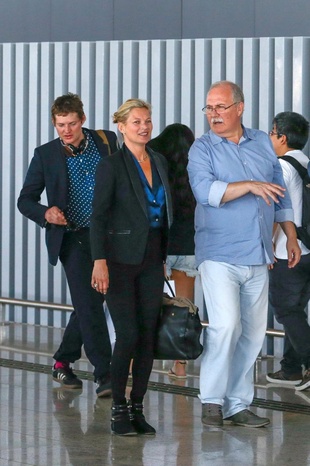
[106,229,165,404]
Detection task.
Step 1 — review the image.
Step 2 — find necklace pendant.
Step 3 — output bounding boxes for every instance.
[138,153,148,163]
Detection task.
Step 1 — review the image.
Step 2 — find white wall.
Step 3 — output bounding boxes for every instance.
[1,36,310,331]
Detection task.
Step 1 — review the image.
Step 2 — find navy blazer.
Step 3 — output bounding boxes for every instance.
[90,145,173,265]
[17,129,118,266]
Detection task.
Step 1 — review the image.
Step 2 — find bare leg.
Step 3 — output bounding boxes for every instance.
[171,269,195,301]
[168,270,195,377]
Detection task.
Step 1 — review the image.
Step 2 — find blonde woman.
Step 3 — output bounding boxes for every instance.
[90,99,173,436]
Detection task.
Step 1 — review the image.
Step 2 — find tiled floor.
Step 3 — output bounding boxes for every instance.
[0,321,310,466]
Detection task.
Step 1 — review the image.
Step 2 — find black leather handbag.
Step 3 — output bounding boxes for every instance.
[154,280,203,360]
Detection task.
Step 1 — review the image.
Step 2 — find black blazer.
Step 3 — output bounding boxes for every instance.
[90,145,173,265]
[17,129,118,266]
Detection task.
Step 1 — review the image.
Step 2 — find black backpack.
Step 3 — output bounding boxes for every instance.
[282,155,310,249]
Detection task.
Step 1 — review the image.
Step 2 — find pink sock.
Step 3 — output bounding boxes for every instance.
[54,361,70,369]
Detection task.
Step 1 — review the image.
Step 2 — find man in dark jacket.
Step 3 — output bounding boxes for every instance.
[17,93,118,397]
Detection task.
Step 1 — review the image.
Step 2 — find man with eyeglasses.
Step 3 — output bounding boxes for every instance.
[267,111,310,392]
[188,81,301,428]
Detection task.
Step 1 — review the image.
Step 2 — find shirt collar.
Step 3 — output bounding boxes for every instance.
[209,124,256,145]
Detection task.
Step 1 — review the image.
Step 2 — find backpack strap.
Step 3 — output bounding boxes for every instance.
[281,155,308,179]
[96,129,111,155]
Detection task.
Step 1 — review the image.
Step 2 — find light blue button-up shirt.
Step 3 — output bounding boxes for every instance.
[188,126,294,266]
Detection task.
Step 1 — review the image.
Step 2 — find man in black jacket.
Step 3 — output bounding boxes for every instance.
[17,93,118,397]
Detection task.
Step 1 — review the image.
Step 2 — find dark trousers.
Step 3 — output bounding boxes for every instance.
[106,229,165,404]
[269,253,310,373]
[53,229,112,380]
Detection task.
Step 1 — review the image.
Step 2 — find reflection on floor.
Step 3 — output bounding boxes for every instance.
[0,322,310,465]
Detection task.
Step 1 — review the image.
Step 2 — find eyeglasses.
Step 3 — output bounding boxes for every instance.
[202,102,239,114]
[269,130,283,137]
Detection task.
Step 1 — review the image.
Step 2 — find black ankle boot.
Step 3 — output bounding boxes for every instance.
[111,401,137,436]
[129,401,156,435]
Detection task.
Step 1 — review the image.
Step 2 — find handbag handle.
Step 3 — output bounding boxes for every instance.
[164,277,175,297]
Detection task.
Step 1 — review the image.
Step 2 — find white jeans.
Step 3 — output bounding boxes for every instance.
[198,260,268,417]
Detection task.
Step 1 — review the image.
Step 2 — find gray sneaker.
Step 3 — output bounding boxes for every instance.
[295,369,310,392]
[266,369,302,386]
[201,403,223,427]
[224,409,270,428]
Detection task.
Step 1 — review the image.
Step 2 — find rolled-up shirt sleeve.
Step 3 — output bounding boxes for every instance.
[275,208,294,223]
[208,180,228,208]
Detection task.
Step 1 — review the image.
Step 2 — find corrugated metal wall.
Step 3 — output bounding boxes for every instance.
[1,36,310,328]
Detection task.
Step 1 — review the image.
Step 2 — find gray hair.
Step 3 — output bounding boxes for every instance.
[208,80,244,103]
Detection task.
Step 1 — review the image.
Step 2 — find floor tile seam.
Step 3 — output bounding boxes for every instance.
[0,345,89,362]
[1,357,310,416]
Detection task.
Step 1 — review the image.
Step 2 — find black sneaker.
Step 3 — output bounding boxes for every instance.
[266,369,302,386]
[224,409,270,428]
[96,376,112,398]
[52,365,83,389]
[295,369,310,391]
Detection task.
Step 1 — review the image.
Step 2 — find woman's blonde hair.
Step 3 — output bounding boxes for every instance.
[112,98,152,124]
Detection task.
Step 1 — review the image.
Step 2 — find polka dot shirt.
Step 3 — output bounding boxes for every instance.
[65,130,101,230]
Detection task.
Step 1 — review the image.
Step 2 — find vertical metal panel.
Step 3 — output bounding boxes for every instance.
[242,39,260,129]
[109,41,124,128]
[274,38,293,114]
[211,39,227,83]
[226,38,243,85]
[258,37,275,133]
[26,42,40,314]
[14,43,28,304]
[81,42,96,128]
[193,39,212,137]
[180,40,195,131]
[165,40,181,128]
[1,36,310,337]
[150,40,166,137]
[2,43,15,318]
[94,41,109,129]
[137,40,152,105]
[122,41,139,103]
[292,37,310,155]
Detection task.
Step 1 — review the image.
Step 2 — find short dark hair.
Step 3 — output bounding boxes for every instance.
[51,93,85,122]
[273,111,309,150]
